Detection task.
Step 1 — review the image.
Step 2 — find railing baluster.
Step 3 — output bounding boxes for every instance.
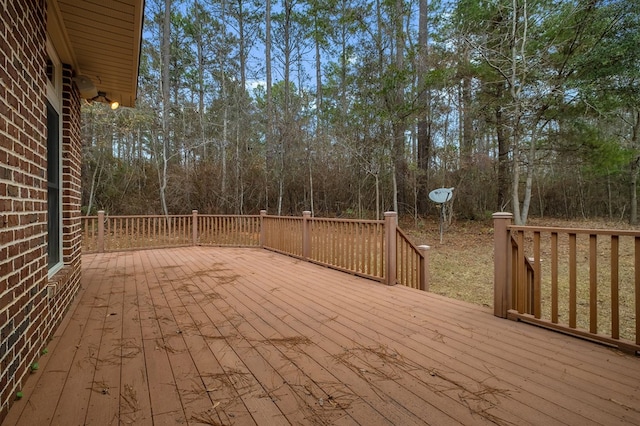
[367,223,372,275]
[359,224,364,274]
[611,235,619,340]
[569,233,577,330]
[635,237,640,346]
[350,222,355,271]
[589,234,597,334]
[534,232,541,318]
[551,232,558,323]
[517,230,526,313]
[352,221,357,271]
[404,237,409,286]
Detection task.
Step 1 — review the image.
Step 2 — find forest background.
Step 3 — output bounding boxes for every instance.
[81,0,640,226]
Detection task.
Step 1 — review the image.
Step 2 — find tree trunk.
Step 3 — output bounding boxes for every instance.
[265,0,272,212]
[495,89,510,212]
[194,0,206,159]
[630,110,640,224]
[315,15,322,120]
[160,0,172,216]
[87,156,103,215]
[393,0,406,213]
[461,69,473,167]
[416,0,431,215]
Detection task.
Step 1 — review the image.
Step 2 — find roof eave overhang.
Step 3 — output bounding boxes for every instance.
[47,0,144,108]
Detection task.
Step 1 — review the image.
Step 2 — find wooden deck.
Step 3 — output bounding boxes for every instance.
[4,247,640,426]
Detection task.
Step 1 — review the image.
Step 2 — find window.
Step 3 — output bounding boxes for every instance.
[46,38,62,274]
[47,101,60,269]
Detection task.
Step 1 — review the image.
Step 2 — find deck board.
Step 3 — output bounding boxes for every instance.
[118,251,153,425]
[4,247,640,426]
[56,253,119,426]
[220,251,564,425]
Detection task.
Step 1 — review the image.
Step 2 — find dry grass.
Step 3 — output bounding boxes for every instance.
[403,218,496,308]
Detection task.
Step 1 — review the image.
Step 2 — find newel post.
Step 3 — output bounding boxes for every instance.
[259,210,267,248]
[418,245,431,291]
[192,210,198,246]
[384,212,397,286]
[493,212,513,318]
[97,210,105,253]
[302,211,311,259]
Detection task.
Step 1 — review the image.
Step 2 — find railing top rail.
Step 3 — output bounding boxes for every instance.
[308,217,384,225]
[508,225,640,237]
[396,226,425,257]
[198,214,261,218]
[263,215,303,219]
[263,215,384,225]
[81,214,262,220]
[81,214,194,219]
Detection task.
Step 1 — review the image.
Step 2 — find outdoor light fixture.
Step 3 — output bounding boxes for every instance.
[91,91,120,110]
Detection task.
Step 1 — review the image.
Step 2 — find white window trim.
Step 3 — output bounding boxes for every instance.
[47,35,64,278]
[46,38,62,112]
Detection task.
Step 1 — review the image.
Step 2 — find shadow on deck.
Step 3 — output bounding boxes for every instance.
[5,247,640,425]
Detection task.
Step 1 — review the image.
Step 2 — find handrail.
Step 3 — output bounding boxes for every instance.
[82,210,429,291]
[510,234,536,316]
[397,227,430,291]
[494,213,639,355]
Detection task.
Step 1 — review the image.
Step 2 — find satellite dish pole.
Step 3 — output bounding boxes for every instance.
[428,187,454,243]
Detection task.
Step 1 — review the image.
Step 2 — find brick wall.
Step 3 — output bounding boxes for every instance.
[0,0,83,422]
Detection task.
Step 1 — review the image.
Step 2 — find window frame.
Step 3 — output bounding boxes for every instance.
[46,37,63,277]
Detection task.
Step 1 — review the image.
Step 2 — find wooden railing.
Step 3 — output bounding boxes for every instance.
[308,217,384,282]
[262,215,304,257]
[263,213,383,281]
[262,211,430,289]
[197,213,261,246]
[397,227,429,290]
[511,235,536,315]
[82,210,430,290]
[82,213,193,252]
[494,213,640,355]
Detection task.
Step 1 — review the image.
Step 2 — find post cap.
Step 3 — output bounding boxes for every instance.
[492,212,513,219]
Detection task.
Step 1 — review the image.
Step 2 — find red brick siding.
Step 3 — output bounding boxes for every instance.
[44,64,82,347]
[0,0,83,422]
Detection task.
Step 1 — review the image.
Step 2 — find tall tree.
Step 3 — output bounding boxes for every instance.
[159,0,172,216]
[416,0,431,214]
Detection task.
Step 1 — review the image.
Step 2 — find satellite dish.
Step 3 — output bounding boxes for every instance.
[429,187,454,204]
[429,188,454,243]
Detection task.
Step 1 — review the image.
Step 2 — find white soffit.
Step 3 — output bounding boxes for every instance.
[49,0,144,108]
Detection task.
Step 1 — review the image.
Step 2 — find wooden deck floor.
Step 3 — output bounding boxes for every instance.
[4,247,640,426]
